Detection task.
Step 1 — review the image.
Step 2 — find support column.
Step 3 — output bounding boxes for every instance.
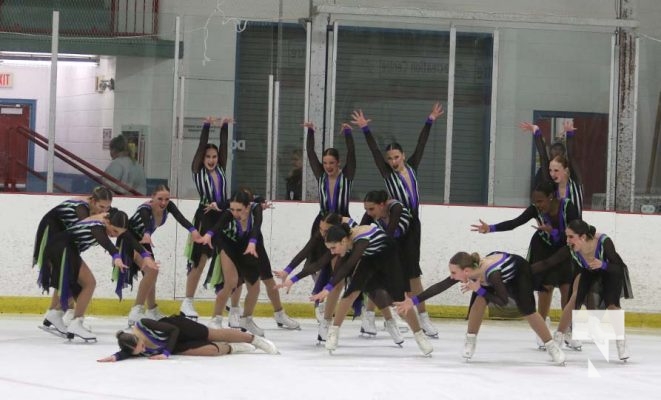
[304,12,330,201]
[614,0,638,212]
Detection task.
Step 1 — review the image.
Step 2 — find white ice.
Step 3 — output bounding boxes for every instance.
[0,315,658,400]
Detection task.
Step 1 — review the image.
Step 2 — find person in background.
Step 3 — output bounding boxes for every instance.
[285,148,303,201]
[104,135,147,195]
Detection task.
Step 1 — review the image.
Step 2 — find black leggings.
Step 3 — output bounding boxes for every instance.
[160,315,218,354]
[575,264,624,309]
[343,243,406,309]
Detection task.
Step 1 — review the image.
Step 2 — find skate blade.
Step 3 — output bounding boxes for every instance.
[398,327,410,333]
[276,323,301,330]
[66,332,97,343]
[565,342,582,351]
[38,325,66,338]
[424,332,439,339]
[360,328,377,337]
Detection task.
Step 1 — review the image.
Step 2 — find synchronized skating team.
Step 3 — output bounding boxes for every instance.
[32,104,632,365]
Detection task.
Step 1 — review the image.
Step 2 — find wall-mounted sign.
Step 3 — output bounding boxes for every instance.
[102,128,112,150]
[0,73,13,88]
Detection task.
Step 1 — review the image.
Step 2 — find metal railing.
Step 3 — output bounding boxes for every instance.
[4,126,143,195]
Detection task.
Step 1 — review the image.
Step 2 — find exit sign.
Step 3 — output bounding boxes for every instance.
[0,73,13,88]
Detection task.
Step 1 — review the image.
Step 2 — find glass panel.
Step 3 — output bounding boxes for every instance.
[635,35,661,214]
[333,26,449,203]
[451,30,493,204]
[178,14,239,201]
[236,23,307,201]
[495,28,612,210]
[0,4,176,196]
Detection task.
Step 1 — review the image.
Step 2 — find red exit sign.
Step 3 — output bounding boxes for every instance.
[0,73,13,88]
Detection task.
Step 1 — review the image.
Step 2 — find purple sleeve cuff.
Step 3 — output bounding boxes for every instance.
[290,275,300,283]
[249,238,258,245]
[140,251,152,259]
[187,227,197,233]
[205,231,215,237]
[600,261,608,270]
[284,265,294,274]
[348,218,357,227]
[566,130,576,138]
[476,287,487,297]
[203,122,211,128]
[323,283,334,292]
[411,296,420,306]
[144,229,154,235]
[533,128,542,137]
[426,117,434,124]
[361,126,370,134]
[488,224,496,233]
[162,350,171,358]
[343,127,352,136]
[112,253,121,261]
[550,229,560,242]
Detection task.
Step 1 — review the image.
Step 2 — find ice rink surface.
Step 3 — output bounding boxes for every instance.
[0,314,658,400]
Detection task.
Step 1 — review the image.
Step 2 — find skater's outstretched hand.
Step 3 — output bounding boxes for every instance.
[97,355,117,362]
[470,219,490,234]
[190,230,202,243]
[393,294,415,315]
[198,233,214,249]
[243,242,258,258]
[350,109,371,128]
[276,279,294,294]
[141,257,159,271]
[461,278,481,294]
[428,102,444,121]
[140,232,153,247]
[149,354,169,360]
[310,289,329,302]
[273,269,289,282]
[204,202,221,214]
[113,257,128,272]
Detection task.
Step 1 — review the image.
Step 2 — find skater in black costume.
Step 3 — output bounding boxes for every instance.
[471,181,579,342]
[117,184,202,326]
[98,314,279,361]
[181,117,232,320]
[394,251,566,365]
[40,209,157,342]
[352,103,444,337]
[531,220,633,361]
[34,186,113,328]
[309,223,434,355]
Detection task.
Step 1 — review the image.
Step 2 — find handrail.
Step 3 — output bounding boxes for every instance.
[14,126,143,196]
[15,159,69,193]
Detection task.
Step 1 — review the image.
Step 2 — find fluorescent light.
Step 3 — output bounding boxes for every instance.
[0,51,99,64]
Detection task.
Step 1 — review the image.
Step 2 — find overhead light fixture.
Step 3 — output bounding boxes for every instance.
[0,51,99,65]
